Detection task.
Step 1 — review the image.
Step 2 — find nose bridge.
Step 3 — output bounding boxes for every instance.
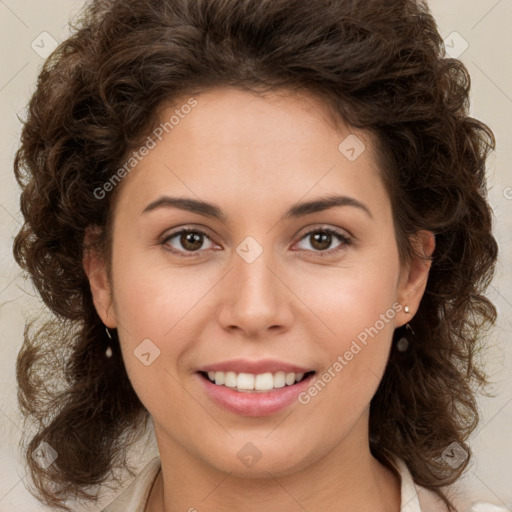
[218,234,289,334]
[234,236,279,310]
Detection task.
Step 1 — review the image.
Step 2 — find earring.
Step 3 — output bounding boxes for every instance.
[396,305,413,351]
[105,327,113,358]
[396,323,415,352]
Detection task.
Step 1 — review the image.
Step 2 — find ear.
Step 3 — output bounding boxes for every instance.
[82,226,117,328]
[395,230,435,328]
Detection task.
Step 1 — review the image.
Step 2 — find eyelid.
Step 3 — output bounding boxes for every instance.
[294,223,353,242]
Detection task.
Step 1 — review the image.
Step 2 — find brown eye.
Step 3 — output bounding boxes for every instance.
[296,228,352,254]
[309,231,333,251]
[162,229,215,255]
[179,231,204,251]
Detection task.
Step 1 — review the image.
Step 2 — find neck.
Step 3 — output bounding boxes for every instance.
[146,418,401,512]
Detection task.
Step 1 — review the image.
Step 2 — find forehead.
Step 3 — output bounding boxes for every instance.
[158,86,355,147]
[112,86,389,223]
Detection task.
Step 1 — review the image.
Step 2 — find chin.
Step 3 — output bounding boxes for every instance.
[197,437,317,478]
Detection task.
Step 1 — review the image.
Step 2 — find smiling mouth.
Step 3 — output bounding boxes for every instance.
[198,370,316,393]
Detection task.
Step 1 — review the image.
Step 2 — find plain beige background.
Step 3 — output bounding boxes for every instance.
[1,1,511,511]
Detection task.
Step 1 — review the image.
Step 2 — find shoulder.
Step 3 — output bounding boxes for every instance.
[390,456,507,512]
[101,456,161,512]
[389,456,448,512]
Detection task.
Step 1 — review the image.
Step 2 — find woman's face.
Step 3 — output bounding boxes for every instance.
[86,86,433,477]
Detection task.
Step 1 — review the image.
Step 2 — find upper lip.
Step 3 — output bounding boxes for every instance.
[198,359,313,374]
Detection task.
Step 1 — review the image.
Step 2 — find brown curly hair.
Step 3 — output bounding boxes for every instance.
[13,0,498,510]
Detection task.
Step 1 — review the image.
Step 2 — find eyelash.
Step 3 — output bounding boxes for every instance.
[161,226,352,258]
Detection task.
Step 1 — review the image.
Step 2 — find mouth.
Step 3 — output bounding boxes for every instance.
[195,358,317,416]
[196,367,316,417]
[198,370,316,393]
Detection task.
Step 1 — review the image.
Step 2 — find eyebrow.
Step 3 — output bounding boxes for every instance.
[142,194,373,221]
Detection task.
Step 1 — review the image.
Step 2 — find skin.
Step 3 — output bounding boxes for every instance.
[84,86,435,512]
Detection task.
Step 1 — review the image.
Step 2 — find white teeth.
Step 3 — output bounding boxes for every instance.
[225,371,237,388]
[285,372,296,385]
[237,373,255,390]
[204,370,310,391]
[255,372,274,391]
[273,371,286,388]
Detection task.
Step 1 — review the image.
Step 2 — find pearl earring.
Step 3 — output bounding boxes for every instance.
[105,327,113,358]
[396,322,415,352]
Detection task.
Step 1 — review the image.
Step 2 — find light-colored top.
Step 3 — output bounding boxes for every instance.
[100,455,498,512]
[101,456,161,512]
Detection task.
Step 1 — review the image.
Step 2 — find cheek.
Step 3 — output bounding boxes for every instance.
[294,251,400,410]
[107,250,179,391]
[111,244,208,337]
[109,250,220,395]
[297,250,400,342]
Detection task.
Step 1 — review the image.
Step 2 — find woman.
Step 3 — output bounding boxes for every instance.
[13,0,498,511]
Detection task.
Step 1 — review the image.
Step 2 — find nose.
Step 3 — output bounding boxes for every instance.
[216,240,293,338]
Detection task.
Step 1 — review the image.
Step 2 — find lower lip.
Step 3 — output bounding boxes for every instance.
[197,372,315,417]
